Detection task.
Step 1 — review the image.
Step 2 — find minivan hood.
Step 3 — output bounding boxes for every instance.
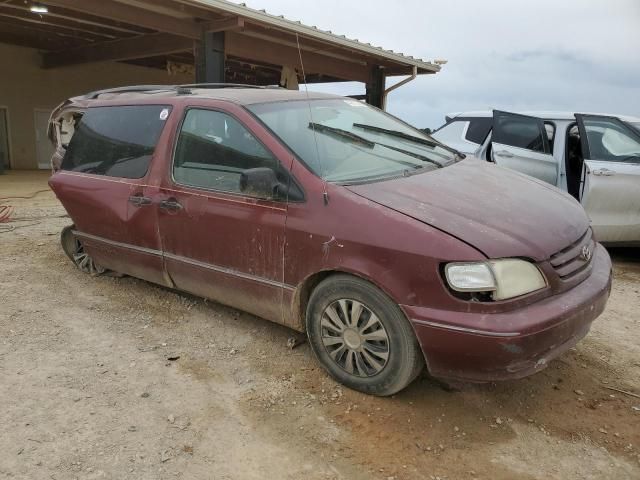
[346,159,589,260]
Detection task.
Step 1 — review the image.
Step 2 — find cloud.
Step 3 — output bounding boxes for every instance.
[230,0,640,128]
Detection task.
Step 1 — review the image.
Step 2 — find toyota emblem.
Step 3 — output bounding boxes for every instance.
[580,245,592,262]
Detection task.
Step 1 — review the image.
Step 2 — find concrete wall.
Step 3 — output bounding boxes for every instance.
[0,43,194,170]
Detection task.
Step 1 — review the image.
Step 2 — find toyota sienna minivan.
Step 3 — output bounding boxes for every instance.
[48,85,612,396]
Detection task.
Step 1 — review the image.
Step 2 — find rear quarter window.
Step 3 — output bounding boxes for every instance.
[62,105,170,178]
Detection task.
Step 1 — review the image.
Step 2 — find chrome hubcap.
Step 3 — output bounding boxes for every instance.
[320,299,390,377]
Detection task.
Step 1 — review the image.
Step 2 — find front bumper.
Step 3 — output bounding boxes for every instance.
[403,243,612,382]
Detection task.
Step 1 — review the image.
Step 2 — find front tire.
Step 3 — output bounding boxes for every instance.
[306,274,424,396]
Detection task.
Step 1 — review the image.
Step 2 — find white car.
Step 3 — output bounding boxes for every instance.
[431,111,640,246]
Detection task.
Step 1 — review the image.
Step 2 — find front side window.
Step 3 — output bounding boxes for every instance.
[173,109,284,195]
[493,113,549,153]
[582,117,640,163]
[62,105,169,178]
[249,99,457,184]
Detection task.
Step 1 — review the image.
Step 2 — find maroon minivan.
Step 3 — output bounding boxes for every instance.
[48,85,612,395]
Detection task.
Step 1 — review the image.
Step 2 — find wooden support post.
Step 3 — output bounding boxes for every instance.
[195,31,225,83]
[366,66,386,109]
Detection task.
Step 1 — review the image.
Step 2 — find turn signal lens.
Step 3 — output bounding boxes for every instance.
[489,259,547,300]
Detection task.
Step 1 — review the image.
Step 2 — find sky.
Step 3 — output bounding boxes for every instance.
[229,0,640,129]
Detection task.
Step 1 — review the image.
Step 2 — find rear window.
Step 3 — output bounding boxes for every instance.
[432,117,492,146]
[62,105,170,178]
[432,120,467,144]
[465,118,492,144]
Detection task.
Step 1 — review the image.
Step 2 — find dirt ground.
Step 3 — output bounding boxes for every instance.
[1,171,639,480]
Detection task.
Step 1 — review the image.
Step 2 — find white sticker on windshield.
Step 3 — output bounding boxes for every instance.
[159,108,169,121]
[344,99,366,107]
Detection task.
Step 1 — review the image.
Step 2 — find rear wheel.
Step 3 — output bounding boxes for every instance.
[61,225,106,276]
[306,274,424,396]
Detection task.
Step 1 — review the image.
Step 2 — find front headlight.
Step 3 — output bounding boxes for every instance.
[445,259,546,301]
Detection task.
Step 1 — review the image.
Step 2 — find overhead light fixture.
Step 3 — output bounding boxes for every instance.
[30,4,49,14]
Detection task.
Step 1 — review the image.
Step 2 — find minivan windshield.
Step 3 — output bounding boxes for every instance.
[249,98,458,183]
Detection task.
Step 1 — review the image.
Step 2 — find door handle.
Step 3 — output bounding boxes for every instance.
[159,198,183,211]
[592,168,615,176]
[128,195,152,207]
[495,150,514,158]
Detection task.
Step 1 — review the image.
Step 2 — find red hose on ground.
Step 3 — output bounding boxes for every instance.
[0,188,52,202]
[0,205,13,223]
[0,189,52,223]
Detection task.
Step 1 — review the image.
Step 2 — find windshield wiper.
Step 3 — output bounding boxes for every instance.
[375,142,443,167]
[353,123,466,159]
[310,122,442,168]
[309,122,374,148]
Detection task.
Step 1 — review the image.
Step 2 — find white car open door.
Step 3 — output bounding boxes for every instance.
[490,110,558,185]
[576,114,640,244]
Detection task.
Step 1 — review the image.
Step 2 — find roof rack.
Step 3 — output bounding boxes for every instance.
[84,85,175,100]
[175,83,282,95]
[179,83,269,89]
[83,83,282,99]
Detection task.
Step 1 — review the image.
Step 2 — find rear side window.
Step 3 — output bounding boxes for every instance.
[465,118,492,144]
[432,120,467,144]
[62,105,170,178]
[493,113,548,153]
[433,118,492,146]
[172,109,281,195]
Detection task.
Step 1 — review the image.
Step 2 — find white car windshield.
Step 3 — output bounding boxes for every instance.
[249,99,458,184]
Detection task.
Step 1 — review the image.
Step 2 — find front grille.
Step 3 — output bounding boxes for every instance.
[550,229,595,279]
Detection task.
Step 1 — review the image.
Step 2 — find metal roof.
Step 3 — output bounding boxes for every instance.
[0,0,440,84]
[187,0,441,74]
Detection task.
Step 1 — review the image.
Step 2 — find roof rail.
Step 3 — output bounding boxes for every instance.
[176,83,282,94]
[179,83,268,89]
[84,85,176,100]
[83,83,283,99]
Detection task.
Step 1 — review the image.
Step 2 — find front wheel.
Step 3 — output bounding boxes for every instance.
[306,274,424,396]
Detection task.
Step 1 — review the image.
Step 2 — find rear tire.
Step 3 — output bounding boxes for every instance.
[306,274,424,396]
[60,225,107,276]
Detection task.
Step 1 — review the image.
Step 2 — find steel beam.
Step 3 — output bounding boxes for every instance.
[195,31,225,83]
[41,32,193,69]
[366,66,386,108]
[225,31,370,83]
[43,0,202,39]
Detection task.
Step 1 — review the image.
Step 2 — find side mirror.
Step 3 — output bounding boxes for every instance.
[239,167,279,199]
